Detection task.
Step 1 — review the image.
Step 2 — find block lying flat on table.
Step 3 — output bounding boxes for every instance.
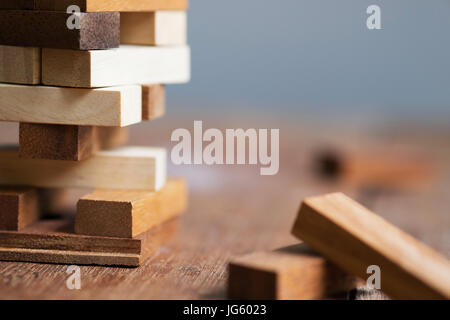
[0,187,39,231]
[121,11,187,46]
[0,45,40,84]
[42,45,190,88]
[228,243,356,299]
[34,0,188,11]
[0,146,166,191]
[0,84,142,126]
[292,193,450,300]
[76,179,187,238]
[142,85,165,121]
[0,217,178,267]
[0,11,119,50]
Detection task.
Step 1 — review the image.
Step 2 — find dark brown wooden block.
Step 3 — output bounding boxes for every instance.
[0,0,34,9]
[0,10,119,50]
[0,187,39,231]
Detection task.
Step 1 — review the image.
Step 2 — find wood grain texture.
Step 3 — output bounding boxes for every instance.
[0,84,142,127]
[19,124,128,161]
[142,85,165,121]
[0,217,178,267]
[76,179,187,238]
[121,11,187,46]
[292,193,450,300]
[0,145,166,190]
[0,11,119,50]
[35,0,188,11]
[228,243,357,299]
[0,45,40,84]
[0,187,39,231]
[42,45,190,88]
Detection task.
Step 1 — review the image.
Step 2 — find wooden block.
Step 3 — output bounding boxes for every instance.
[34,0,188,12]
[0,0,34,9]
[0,145,166,191]
[0,217,178,267]
[0,11,119,50]
[121,11,187,46]
[76,179,187,238]
[0,84,142,127]
[142,85,165,121]
[0,187,39,231]
[19,124,129,161]
[228,243,357,299]
[42,45,190,88]
[291,193,450,300]
[0,45,40,84]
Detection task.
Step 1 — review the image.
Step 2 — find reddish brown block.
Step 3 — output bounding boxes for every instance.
[0,187,39,231]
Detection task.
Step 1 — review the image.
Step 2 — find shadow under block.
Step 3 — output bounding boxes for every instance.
[142,85,165,120]
[0,84,142,126]
[0,146,166,190]
[0,217,178,266]
[76,179,187,238]
[121,11,187,46]
[291,193,450,300]
[228,243,356,300]
[0,11,119,50]
[34,0,188,11]
[42,45,190,88]
[0,187,39,231]
[0,45,40,84]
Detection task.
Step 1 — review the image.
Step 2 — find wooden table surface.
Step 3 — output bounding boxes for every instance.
[0,114,448,299]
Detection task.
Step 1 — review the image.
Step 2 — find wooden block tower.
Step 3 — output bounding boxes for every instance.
[0,0,190,267]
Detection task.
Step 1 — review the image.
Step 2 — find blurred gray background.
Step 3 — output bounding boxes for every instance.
[167,0,450,117]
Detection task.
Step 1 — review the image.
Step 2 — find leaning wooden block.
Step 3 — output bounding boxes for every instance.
[0,84,142,127]
[228,243,356,299]
[292,193,450,300]
[42,45,190,88]
[34,0,188,12]
[0,45,40,84]
[76,179,187,238]
[142,85,165,121]
[0,11,119,50]
[121,11,187,46]
[0,146,166,191]
[0,187,39,231]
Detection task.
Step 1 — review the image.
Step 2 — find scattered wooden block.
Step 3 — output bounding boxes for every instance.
[0,11,119,50]
[0,84,142,127]
[142,85,165,121]
[34,0,188,12]
[0,187,39,231]
[228,243,357,299]
[19,124,129,161]
[0,45,40,84]
[76,179,187,238]
[0,145,166,191]
[121,11,187,46]
[0,217,178,266]
[292,193,450,300]
[42,45,190,88]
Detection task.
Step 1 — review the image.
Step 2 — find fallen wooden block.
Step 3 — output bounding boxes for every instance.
[0,145,166,191]
[121,11,187,46]
[292,193,450,300]
[19,124,129,161]
[0,84,142,127]
[142,85,165,121]
[42,45,190,88]
[228,243,357,299]
[0,187,39,231]
[0,217,178,267]
[0,11,119,50]
[76,179,187,238]
[34,0,188,12]
[0,45,40,84]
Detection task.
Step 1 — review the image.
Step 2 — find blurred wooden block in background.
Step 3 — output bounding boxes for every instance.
[42,45,190,88]
[121,11,187,46]
[0,146,166,190]
[228,243,357,299]
[0,187,39,231]
[0,84,142,127]
[292,193,450,300]
[0,45,40,84]
[0,11,119,50]
[34,0,188,12]
[76,179,187,238]
[142,85,165,121]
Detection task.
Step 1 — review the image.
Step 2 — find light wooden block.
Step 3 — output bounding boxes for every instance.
[228,243,357,299]
[0,146,166,191]
[142,85,165,121]
[76,179,187,238]
[0,187,39,231]
[0,84,142,127]
[34,0,188,12]
[121,11,187,46]
[0,45,40,84]
[42,45,190,88]
[292,193,450,300]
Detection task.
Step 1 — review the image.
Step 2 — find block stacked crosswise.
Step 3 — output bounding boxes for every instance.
[0,0,190,267]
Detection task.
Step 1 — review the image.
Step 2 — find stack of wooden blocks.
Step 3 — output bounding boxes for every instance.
[0,0,189,267]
